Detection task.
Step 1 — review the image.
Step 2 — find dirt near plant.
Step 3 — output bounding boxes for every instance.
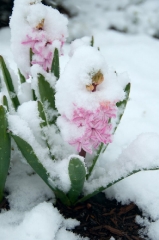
[0,197,9,213]
[56,193,147,240]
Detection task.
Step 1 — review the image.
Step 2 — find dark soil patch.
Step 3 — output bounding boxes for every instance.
[0,196,10,213]
[56,193,147,240]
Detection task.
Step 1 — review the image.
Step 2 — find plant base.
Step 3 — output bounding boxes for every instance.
[0,195,9,213]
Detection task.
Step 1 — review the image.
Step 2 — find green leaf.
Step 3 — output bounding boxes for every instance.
[51,48,59,79]
[102,82,131,152]
[11,134,50,184]
[3,95,9,112]
[32,89,37,101]
[115,82,131,130]
[0,55,20,110]
[86,143,103,180]
[68,157,86,204]
[30,48,33,66]
[38,100,48,128]
[37,101,55,160]
[0,105,11,202]
[86,82,131,180]
[18,69,25,84]
[54,188,71,206]
[11,134,70,205]
[90,36,94,47]
[38,73,57,124]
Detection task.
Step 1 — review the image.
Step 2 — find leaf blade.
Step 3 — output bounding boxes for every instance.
[51,48,59,79]
[11,134,49,184]
[38,73,57,124]
[0,55,20,110]
[78,167,159,204]
[0,105,11,202]
[11,134,70,205]
[37,100,47,128]
[68,157,86,204]
[3,95,9,112]
[18,69,25,84]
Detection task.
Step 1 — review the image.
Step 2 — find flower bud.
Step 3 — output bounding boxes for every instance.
[86,70,104,92]
[36,19,45,30]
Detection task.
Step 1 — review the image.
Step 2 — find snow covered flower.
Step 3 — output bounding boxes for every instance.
[55,45,127,155]
[10,0,68,77]
[22,30,54,71]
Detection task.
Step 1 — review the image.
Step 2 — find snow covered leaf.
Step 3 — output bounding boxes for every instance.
[18,69,25,84]
[68,157,86,204]
[51,48,59,80]
[79,167,159,204]
[11,134,50,186]
[102,82,131,153]
[114,82,131,132]
[11,134,70,206]
[0,105,11,202]
[38,73,56,124]
[0,56,20,110]
[37,100,55,160]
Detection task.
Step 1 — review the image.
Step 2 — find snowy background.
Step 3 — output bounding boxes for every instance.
[0,0,159,239]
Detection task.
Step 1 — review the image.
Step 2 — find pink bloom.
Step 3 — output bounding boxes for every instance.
[32,51,52,71]
[72,107,91,127]
[99,101,117,119]
[68,102,117,154]
[22,34,40,49]
[22,30,65,71]
[69,137,92,154]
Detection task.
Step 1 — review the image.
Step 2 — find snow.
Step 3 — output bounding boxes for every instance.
[55,45,126,116]
[0,201,83,240]
[66,0,159,41]
[1,0,159,239]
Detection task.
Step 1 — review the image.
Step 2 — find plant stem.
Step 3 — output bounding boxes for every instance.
[79,148,86,158]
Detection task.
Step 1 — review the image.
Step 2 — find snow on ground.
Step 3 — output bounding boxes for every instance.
[0,3,159,238]
[64,0,159,41]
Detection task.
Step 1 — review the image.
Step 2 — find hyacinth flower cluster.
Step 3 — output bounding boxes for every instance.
[68,102,116,156]
[10,0,68,77]
[22,30,54,72]
[1,0,159,207]
[55,45,126,158]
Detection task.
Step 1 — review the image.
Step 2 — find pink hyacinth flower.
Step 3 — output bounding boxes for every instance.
[22,30,65,72]
[69,137,92,154]
[68,102,117,154]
